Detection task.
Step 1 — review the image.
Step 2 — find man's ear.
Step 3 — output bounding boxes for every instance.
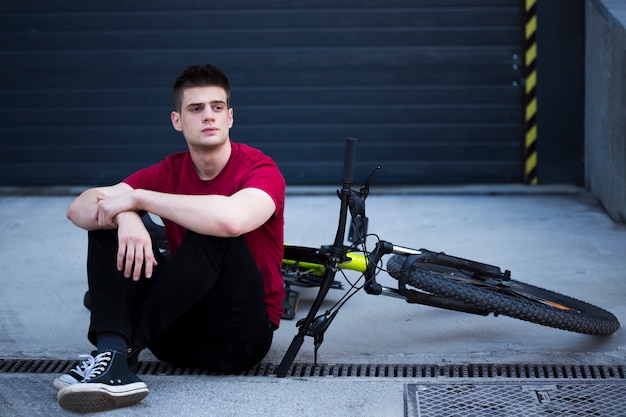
[171,111,182,132]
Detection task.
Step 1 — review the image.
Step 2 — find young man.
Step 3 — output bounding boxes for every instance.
[55,64,285,413]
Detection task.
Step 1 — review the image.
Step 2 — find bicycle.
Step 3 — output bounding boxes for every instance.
[274,137,620,378]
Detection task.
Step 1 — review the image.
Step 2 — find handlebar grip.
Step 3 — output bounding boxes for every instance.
[342,137,358,184]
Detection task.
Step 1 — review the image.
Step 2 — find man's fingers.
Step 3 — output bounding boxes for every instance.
[117,225,154,280]
[132,249,144,281]
[116,242,127,272]
[144,250,156,279]
[118,241,155,281]
[98,207,107,227]
[124,243,136,278]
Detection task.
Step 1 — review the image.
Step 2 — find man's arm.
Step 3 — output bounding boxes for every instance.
[66,182,134,230]
[67,182,157,280]
[95,187,276,237]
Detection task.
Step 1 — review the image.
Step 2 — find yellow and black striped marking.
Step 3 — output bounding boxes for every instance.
[524,0,538,185]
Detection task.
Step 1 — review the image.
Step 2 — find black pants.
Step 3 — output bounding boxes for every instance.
[86,229,273,372]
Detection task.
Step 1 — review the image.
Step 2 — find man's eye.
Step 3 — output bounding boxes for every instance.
[190,106,201,112]
[212,105,224,111]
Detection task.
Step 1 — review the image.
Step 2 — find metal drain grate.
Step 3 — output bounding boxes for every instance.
[405,382,626,417]
[1,358,625,380]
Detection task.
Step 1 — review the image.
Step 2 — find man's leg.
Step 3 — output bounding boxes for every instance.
[86,229,147,347]
[56,230,150,413]
[132,231,273,372]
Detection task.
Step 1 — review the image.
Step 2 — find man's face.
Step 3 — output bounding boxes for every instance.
[171,86,234,150]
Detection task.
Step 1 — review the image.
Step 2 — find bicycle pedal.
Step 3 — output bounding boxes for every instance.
[281,287,300,320]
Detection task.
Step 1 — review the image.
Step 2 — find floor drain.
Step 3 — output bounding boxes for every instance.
[405,381,626,416]
[1,359,625,380]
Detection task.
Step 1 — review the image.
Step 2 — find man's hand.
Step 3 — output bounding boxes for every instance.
[115,211,157,281]
[92,191,138,228]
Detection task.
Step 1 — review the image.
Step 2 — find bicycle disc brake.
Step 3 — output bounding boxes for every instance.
[296,310,338,365]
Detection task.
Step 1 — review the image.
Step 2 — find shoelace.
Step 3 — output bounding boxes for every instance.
[82,351,112,382]
[69,354,98,379]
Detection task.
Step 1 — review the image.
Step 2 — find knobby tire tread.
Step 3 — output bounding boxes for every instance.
[386,255,620,336]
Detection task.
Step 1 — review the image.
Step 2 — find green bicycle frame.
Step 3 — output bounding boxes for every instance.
[282,250,369,276]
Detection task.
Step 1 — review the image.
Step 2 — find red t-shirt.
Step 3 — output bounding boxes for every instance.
[123,142,286,326]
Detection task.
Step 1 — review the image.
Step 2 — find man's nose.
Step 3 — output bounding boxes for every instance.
[202,108,215,121]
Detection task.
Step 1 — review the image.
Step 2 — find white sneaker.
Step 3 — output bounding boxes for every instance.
[52,352,99,391]
[57,350,149,413]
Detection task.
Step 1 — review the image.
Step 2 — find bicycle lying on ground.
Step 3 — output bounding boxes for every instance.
[137,137,620,378]
[273,137,620,378]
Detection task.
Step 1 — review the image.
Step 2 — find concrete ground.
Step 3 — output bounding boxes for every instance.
[0,186,625,416]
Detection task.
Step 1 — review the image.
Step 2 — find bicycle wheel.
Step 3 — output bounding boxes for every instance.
[386,254,620,336]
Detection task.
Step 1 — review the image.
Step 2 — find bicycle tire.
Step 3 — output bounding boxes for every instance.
[386,254,620,336]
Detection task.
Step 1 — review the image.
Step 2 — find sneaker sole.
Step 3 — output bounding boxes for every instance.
[57,382,149,413]
[52,375,79,391]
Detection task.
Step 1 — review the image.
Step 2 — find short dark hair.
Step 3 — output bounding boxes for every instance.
[172,64,231,112]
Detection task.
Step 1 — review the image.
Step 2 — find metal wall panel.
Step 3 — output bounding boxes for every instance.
[0,0,524,186]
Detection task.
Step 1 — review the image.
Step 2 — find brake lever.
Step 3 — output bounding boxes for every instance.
[345,165,381,243]
[336,165,381,200]
[359,165,381,199]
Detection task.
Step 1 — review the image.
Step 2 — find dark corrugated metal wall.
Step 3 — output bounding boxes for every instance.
[0,0,524,186]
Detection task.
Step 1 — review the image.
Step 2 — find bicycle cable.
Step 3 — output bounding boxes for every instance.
[322,233,387,314]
